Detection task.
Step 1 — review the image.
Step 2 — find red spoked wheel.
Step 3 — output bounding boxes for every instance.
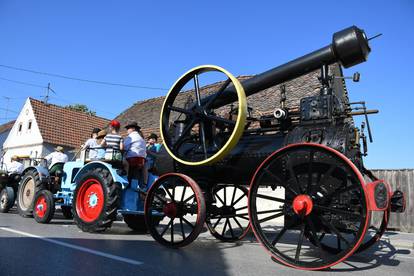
[33,190,55,224]
[206,184,251,242]
[73,168,120,232]
[144,173,206,248]
[248,143,370,270]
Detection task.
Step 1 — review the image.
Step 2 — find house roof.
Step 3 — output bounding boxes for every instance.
[0,120,15,134]
[29,98,110,148]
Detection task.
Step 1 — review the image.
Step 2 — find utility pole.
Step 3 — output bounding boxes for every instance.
[2,96,10,122]
[44,82,56,104]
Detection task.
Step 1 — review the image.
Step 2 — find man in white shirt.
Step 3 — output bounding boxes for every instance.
[123,122,147,185]
[7,155,24,175]
[81,128,101,159]
[44,146,68,168]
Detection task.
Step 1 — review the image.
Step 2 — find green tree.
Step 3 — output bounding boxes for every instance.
[65,104,96,116]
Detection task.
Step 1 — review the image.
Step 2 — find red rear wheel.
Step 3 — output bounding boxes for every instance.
[76,179,105,223]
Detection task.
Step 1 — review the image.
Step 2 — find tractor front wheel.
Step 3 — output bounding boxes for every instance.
[33,190,55,224]
[0,187,15,213]
[17,170,44,217]
[73,168,120,232]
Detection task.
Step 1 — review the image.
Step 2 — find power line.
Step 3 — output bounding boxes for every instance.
[0,107,19,114]
[0,76,47,88]
[0,64,168,91]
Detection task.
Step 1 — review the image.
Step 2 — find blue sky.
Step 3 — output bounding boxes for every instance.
[0,1,413,169]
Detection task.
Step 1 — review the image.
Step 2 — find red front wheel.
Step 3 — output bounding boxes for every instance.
[33,190,55,224]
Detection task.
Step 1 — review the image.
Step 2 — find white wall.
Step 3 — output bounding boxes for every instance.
[3,98,44,167]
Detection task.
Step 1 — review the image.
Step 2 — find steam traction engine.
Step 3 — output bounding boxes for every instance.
[144,26,405,270]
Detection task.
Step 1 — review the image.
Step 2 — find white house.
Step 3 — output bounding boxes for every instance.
[2,98,110,168]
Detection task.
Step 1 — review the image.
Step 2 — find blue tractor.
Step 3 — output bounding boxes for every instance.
[30,149,157,232]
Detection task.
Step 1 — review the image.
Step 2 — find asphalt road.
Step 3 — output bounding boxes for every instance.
[0,208,413,276]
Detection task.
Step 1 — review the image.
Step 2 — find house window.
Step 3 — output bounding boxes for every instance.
[28,120,32,130]
[18,123,23,133]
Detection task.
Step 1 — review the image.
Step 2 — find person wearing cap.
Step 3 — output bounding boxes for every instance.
[101,120,124,151]
[96,129,107,159]
[146,133,161,173]
[81,127,101,159]
[7,155,24,175]
[44,146,68,185]
[123,122,147,185]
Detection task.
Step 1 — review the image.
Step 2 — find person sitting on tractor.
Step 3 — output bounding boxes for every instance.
[101,120,124,160]
[96,129,107,159]
[44,146,68,189]
[7,155,24,186]
[123,122,147,186]
[81,127,101,159]
[146,133,161,173]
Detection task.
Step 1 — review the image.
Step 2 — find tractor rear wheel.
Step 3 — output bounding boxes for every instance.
[73,168,120,232]
[0,187,15,213]
[17,170,44,217]
[33,190,55,224]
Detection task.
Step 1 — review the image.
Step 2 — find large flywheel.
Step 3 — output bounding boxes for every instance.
[160,65,247,166]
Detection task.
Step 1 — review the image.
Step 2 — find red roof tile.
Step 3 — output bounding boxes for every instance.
[0,120,15,134]
[29,98,110,148]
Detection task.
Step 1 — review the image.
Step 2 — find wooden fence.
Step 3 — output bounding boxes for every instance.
[372,169,413,232]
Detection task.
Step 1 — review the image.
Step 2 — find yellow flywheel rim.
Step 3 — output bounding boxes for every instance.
[160,65,247,166]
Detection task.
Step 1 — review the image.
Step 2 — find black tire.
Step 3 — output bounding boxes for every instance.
[123,214,148,233]
[72,167,120,232]
[17,169,45,217]
[61,206,73,219]
[33,190,55,224]
[0,187,15,213]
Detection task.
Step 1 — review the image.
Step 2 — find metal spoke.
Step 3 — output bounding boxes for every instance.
[256,208,283,215]
[168,105,192,115]
[173,118,196,149]
[319,164,336,187]
[270,218,299,246]
[198,121,208,159]
[228,218,235,239]
[287,162,302,194]
[231,186,237,206]
[181,216,195,229]
[213,217,223,229]
[306,217,326,260]
[171,218,175,243]
[204,114,236,125]
[194,74,202,107]
[231,193,246,207]
[180,185,187,202]
[255,193,290,204]
[223,186,227,205]
[183,194,195,203]
[205,78,231,109]
[319,216,351,247]
[233,217,244,232]
[313,204,361,218]
[215,193,225,205]
[258,211,284,224]
[160,218,173,237]
[295,222,306,263]
[264,168,298,196]
[222,218,228,236]
[307,150,314,194]
[234,206,248,212]
[235,214,249,220]
[153,192,168,204]
[180,218,186,239]
[164,187,175,202]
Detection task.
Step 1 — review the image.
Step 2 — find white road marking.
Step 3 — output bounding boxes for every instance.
[0,227,143,266]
